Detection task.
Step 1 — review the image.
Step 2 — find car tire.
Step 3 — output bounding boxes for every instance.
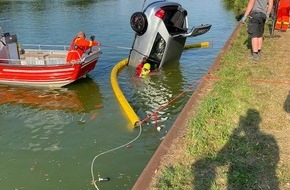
[130,12,147,35]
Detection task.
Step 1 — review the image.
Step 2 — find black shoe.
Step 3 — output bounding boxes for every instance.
[252,53,259,61]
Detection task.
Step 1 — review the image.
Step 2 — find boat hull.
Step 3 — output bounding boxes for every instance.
[0,59,98,88]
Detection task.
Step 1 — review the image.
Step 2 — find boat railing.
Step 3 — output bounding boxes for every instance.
[22,44,70,51]
[22,44,101,52]
[25,57,67,65]
[21,44,101,55]
[66,46,101,63]
[0,46,101,65]
[0,57,66,65]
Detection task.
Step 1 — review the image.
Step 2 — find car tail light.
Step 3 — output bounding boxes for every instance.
[155,9,165,19]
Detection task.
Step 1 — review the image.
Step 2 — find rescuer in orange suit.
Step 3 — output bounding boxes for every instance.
[136,57,148,76]
[275,0,290,31]
[66,31,100,62]
[135,57,152,78]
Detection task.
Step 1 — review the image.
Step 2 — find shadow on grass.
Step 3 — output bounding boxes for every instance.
[284,91,290,113]
[192,109,279,189]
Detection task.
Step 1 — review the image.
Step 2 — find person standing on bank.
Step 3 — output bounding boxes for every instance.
[66,31,101,62]
[241,0,273,61]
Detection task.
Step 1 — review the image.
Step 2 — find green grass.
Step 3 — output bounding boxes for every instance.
[155,165,193,190]
[153,22,288,190]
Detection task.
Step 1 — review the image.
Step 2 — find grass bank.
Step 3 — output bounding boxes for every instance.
[150,21,290,189]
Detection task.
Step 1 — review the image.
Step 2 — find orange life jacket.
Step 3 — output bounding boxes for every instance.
[66,37,97,62]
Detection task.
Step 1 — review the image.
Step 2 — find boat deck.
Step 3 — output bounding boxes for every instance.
[19,49,67,65]
[1,45,101,66]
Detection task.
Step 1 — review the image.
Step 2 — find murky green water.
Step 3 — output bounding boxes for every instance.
[0,0,237,189]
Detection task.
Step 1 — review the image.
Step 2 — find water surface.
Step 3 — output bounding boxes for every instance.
[0,0,237,189]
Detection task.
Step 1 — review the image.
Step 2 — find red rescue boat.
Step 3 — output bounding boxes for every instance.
[0,31,101,88]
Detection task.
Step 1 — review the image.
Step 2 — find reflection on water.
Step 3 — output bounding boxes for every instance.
[0,77,103,152]
[0,77,103,113]
[119,62,188,126]
[65,0,107,7]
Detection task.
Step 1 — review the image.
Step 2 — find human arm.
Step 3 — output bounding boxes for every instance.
[90,35,101,46]
[244,0,256,17]
[242,0,256,22]
[267,0,274,18]
[75,38,100,48]
[135,63,143,76]
[91,40,101,46]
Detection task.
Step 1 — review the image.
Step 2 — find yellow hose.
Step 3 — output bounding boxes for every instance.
[110,42,210,127]
[183,41,210,50]
[110,58,140,127]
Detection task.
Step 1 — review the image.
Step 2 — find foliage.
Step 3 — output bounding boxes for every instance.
[223,0,248,19]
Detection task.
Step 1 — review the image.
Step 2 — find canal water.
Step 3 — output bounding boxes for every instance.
[0,0,237,189]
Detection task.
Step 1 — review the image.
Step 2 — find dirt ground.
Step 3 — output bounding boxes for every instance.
[261,29,290,189]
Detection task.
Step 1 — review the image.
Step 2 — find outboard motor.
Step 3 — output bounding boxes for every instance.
[0,32,19,63]
[128,1,211,69]
[0,33,9,62]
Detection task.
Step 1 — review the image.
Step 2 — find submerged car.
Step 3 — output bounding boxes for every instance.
[128,1,211,69]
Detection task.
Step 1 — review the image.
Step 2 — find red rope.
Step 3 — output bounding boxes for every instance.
[139,77,203,125]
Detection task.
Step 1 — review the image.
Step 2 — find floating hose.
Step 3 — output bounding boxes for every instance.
[110,42,211,127]
[183,41,211,50]
[110,58,140,126]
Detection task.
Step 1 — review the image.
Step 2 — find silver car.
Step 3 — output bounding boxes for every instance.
[128,1,211,69]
